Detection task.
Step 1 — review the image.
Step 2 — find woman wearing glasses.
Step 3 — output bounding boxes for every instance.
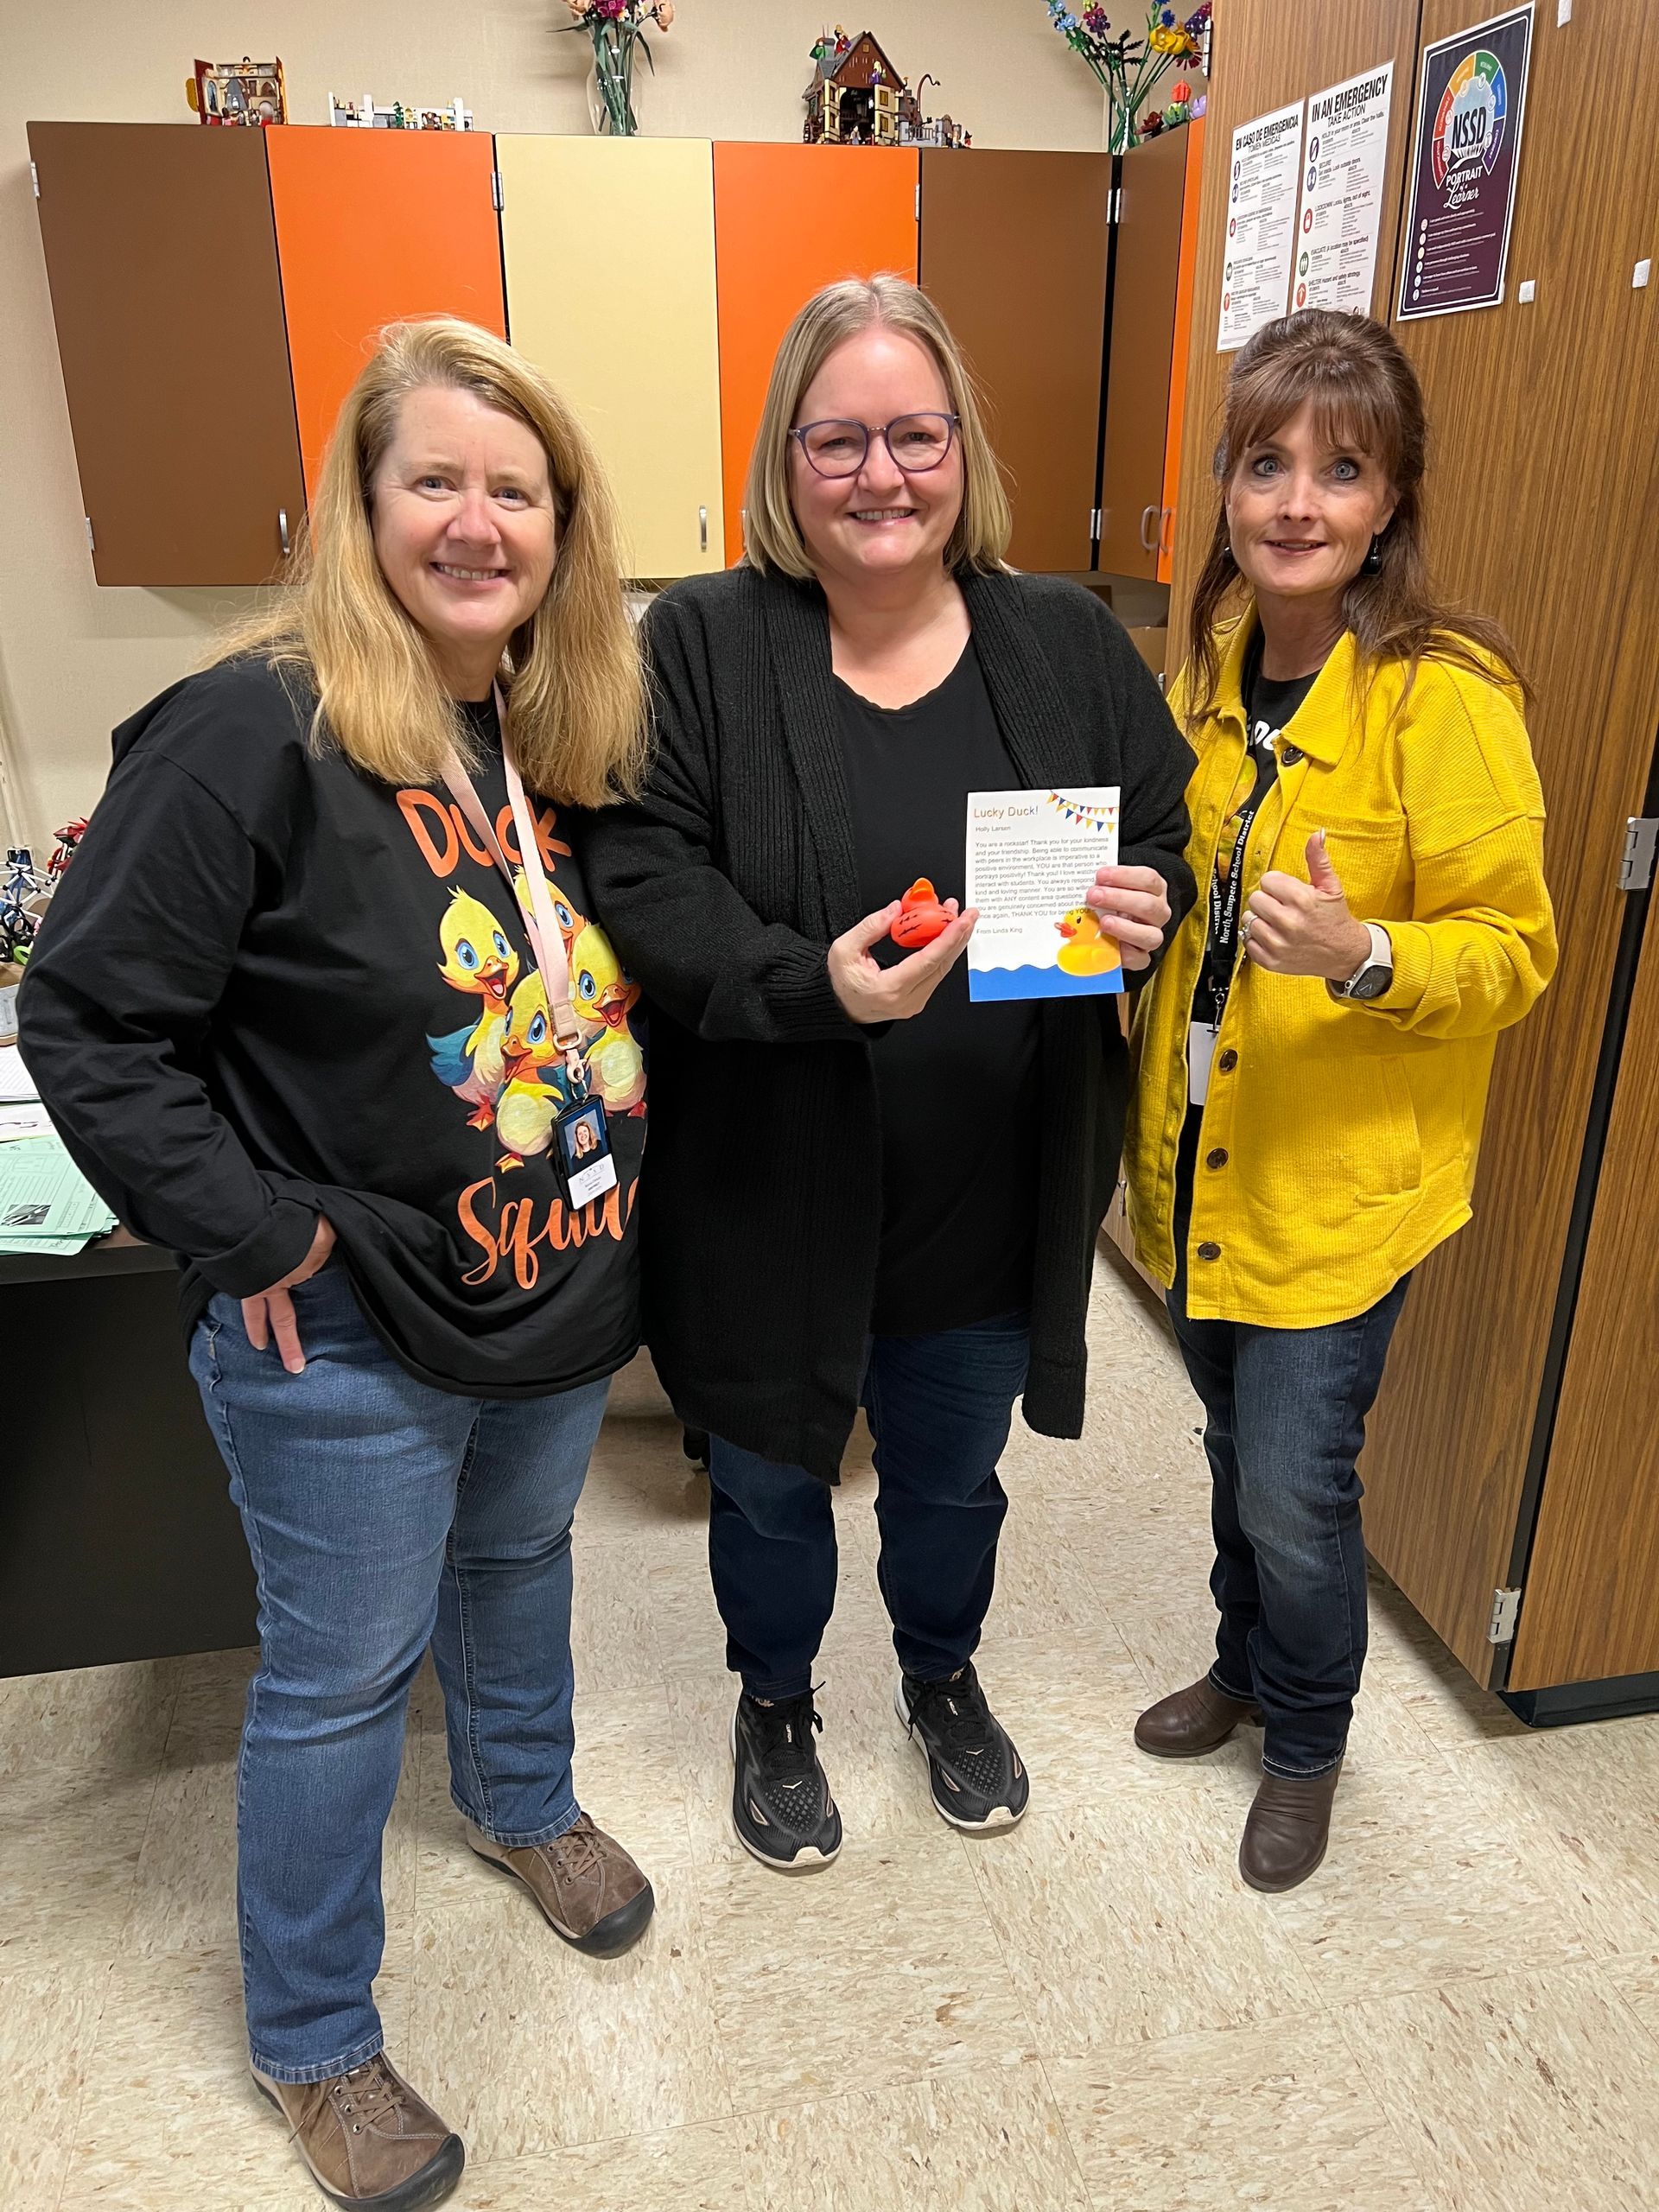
[586,277,1194,1868]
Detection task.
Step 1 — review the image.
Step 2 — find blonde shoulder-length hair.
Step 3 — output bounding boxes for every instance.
[743,276,1012,582]
[212,317,645,804]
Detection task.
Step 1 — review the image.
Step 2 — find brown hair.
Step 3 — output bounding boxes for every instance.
[210,318,645,804]
[1184,308,1525,723]
[742,276,1012,581]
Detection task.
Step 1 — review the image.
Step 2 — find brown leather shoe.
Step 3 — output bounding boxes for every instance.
[1238,1760,1344,1892]
[465,1812,654,1957]
[252,2051,463,2209]
[1135,1675,1264,1759]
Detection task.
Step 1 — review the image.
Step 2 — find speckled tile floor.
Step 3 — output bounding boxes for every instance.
[5,1253,1658,2212]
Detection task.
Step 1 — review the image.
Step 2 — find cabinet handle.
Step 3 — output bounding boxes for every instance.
[278,508,290,559]
[1139,503,1160,552]
[1159,505,1174,558]
[698,505,708,555]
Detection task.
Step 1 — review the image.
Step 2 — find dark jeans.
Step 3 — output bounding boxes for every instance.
[1169,1116,1408,1777]
[706,1313,1031,1699]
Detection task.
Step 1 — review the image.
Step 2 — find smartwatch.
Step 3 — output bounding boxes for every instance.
[1335,922,1394,1002]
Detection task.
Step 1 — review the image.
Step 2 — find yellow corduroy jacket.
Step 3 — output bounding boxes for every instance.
[1124,613,1556,1327]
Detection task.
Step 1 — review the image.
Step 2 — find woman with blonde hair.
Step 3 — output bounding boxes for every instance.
[586,276,1195,1869]
[1123,309,1554,1891]
[22,319,652,2209]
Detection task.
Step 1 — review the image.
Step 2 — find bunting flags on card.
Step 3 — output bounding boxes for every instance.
[1046,790,1118,833]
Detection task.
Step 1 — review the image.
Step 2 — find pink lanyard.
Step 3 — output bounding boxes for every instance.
[441,685,585,1087]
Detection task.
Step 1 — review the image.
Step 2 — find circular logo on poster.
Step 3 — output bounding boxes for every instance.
[1302,207,1313,232]
[1296,282,1306,307]
[1432,48,1509,191]
[1299,251,1309,275]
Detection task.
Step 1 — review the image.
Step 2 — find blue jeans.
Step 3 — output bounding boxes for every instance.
[707,1314,1031,1698]
[1169,1118,1409,1777]
[188,1262,609,2082]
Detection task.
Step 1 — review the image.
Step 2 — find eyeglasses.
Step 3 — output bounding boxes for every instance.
[789,412,961,479]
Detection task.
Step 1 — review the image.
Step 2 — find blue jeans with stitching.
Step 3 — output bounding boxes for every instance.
[705,1313,1032,1700]
[1168,1113,1409,1777]
[188,1262,609,2082]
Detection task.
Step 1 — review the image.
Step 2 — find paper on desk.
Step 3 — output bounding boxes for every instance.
[0,1135,117,1253]
[0,1044,40,1103]
[964,786,1124,1002]
[0,1102,54,1143]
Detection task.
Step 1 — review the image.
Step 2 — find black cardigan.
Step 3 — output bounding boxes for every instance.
[583,564,1196,1479]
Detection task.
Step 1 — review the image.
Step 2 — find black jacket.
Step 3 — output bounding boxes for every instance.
[583,565,1195,1478]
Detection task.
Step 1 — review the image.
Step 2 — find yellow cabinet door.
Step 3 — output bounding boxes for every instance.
[497,136,724,580]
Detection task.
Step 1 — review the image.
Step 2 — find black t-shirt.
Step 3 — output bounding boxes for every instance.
[833,639,1039,1335]
[1190,633,1324,1027]
[20,658,644,1397]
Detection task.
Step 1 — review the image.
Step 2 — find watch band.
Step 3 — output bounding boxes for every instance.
[1338,922,1394,1000]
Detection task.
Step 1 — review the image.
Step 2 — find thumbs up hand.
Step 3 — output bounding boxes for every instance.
[1243,830,1375,981]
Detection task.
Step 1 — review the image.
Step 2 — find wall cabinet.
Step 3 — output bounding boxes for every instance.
[918,150,1113,575]
[265,126,506,501]
[29,123,304,587]
[1096,124,1205,585]
[713,142,919,565]
[498,136,725,581]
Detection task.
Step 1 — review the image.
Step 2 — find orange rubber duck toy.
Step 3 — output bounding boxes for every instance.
[890,878,953,950]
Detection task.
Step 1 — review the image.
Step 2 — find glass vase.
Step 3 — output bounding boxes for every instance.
[585,28,639,137]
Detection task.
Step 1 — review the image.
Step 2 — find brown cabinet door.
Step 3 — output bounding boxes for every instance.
[1097,131,1189,580]
[29,123,304,586]
[1506,849,1659,1691]
[919,150,1110,574]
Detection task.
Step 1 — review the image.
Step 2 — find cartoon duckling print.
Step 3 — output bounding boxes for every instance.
[1054,906,1122,979]
[428,889,522,1128]
[493,970,571,1172]
[570,922,646,1115]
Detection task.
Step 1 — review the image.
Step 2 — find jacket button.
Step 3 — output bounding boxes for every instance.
[1197,1240,1222,1261]
[1281,743,1304,766]
[1217,1048,1238,1072]
[1205,1147,1229,1169]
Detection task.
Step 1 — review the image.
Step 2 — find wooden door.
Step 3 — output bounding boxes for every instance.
[712,142,918,565]
[1097,130,1191,579]
[1358,0,1659,1681]
[918,150,1112,574]
[29,122,303,587]
[1508,850,1659,1690]
[265,126,505,501]
[496,137,724,581]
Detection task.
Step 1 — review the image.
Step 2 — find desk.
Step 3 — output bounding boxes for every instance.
[0,1240,255,1676]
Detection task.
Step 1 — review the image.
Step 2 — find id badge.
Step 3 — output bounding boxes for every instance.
[554,1096,618,1209]
[1188,1021,1217,1107]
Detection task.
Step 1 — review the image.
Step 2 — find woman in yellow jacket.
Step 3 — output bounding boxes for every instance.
[1118,310,1555,1892]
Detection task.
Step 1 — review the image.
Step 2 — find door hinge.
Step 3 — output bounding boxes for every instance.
[30,160,40,200]
[914,181,920,221]
[84,516,95,556]
[1618,817,1657,891]
[491,169,504,212]
[1108,185,1122,223]
[1089,506,1103,538]
[1487,1586,1522,1643]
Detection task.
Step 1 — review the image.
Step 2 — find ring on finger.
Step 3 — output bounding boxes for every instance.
[1240,912,1255,947]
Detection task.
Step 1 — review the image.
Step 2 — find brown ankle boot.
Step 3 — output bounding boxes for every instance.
[252,2050,463,2208]
[465,1813,655,1957]
[1135,1675,1264,1758]
[1238,1760,1344,1892]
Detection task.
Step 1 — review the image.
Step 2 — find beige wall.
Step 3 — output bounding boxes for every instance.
[0,3,1104,842]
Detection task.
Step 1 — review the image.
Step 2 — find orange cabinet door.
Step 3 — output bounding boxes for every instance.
[713,143,918,564]
[265,127,506,501]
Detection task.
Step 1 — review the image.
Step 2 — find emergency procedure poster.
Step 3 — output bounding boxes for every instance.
[1217,100,1304,352]
[1398,4,1534,320]
[1293,63,1394,315]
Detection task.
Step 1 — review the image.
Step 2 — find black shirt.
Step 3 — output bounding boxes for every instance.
[20,658,644,1397]
[833,639,1039,1334]
[1190,632,1324,1027]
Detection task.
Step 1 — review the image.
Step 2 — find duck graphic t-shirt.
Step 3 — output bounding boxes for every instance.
[833,639,1039,1335]
[22,658,645,1396]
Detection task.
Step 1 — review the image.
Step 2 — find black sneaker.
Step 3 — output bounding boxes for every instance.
[896,1662,1029,1832]
[729,1689,842,1871]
